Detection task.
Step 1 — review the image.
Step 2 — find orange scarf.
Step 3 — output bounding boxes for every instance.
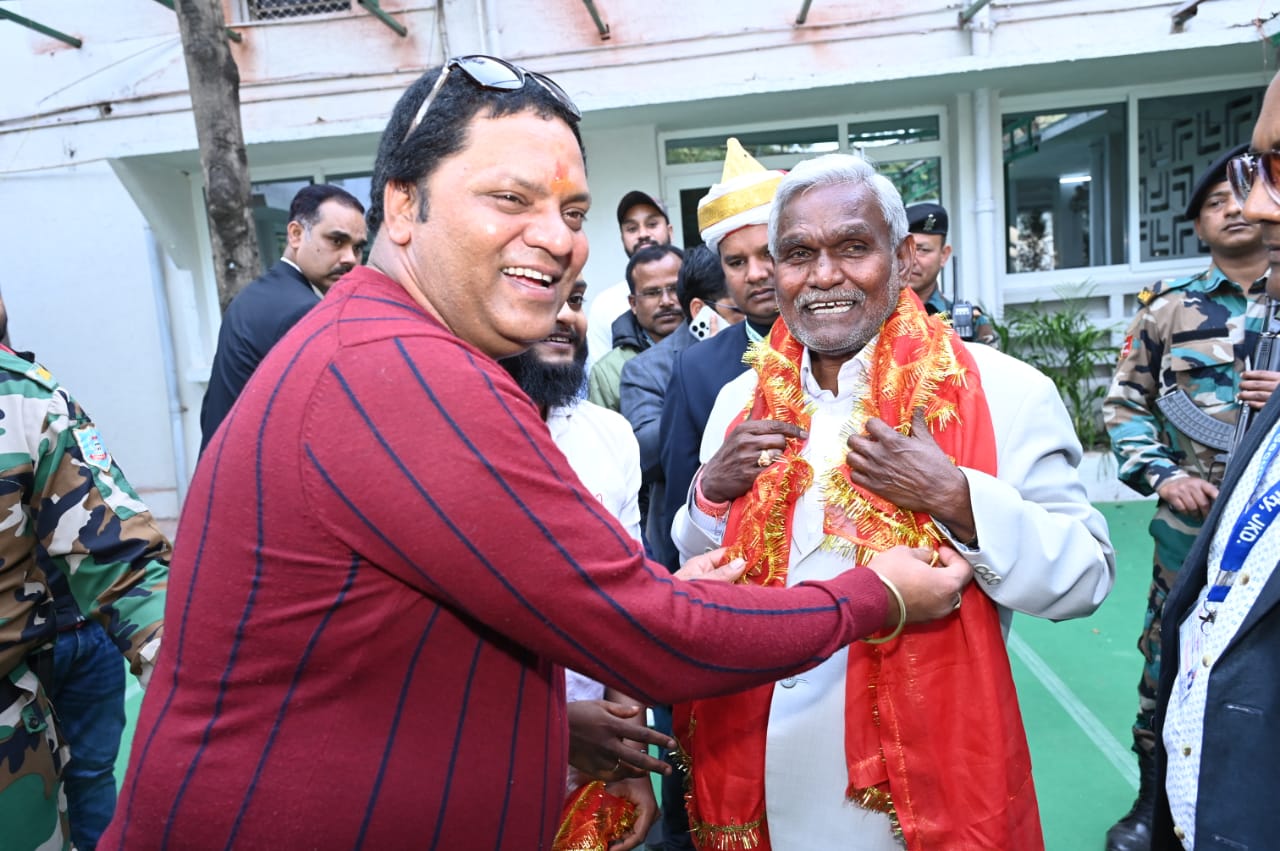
[551,781,638,851]
[674,290,1042,850]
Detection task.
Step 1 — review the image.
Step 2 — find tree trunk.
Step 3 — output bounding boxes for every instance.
[174,0,260,313]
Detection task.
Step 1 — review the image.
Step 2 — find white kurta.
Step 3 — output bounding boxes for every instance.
[672,340,1115,847]
[762,349,902,850]
[551,398,644,715]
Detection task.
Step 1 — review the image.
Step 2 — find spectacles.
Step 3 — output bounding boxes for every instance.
[402,55,580,145]
[636,285,679,301]
[710,301,745,316]
[1227,150,1280,208]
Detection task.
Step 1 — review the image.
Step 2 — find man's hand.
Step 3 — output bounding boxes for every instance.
[865,545,973,627]
[566,700,674,780]
[1156,475,1218,518]
[601,776,659,851]
[846,410,976,543]
[699,420,808,504]
[673,548,747,583]
[1239,369,1280,410]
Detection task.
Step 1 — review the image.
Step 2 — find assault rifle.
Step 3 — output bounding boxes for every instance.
[1156,297,1280,467]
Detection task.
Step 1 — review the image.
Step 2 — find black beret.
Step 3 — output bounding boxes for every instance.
[906,202,948,236]
[1183,142,1250,221]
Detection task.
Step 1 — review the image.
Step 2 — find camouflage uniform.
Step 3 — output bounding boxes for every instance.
[1102,266,1269,754]
[0,347,169,851]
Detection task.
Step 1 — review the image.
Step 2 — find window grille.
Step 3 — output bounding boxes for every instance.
[245,0,351,22]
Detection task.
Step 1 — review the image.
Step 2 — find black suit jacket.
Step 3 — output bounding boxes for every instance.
[1153,391,1280,850]
[199,261,319,452]
[655,321,754,570]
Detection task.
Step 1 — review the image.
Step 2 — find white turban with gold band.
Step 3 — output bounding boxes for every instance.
[697,138,785,253]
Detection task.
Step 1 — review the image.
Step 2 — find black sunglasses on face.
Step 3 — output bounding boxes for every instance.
[1227,150,1280,208]
[401,54,581,144]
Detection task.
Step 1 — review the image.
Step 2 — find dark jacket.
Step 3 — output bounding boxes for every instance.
[619,322,697,568]
[656,320,755,570]
[200,260,319,451]
[1153,390,1280,850]
[610,310,650,352]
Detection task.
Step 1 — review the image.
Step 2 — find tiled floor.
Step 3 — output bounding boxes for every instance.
[114,501,1156,849]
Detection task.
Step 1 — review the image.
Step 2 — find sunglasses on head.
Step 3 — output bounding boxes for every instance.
[1227,150,1280,208]
[401,55,580,144]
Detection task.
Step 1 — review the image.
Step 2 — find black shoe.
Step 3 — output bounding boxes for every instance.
[1105,749,1156,851]
[1105,815,1151,851]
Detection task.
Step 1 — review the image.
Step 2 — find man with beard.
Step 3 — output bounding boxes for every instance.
[657,139,784,574]
[199,183,367,451]
[671,153,1114,850]
[1102,143,1276,851]
[587,191,675,366]
[588,244,684,411]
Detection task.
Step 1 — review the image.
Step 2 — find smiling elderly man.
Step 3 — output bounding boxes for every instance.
[672,153,1115,851]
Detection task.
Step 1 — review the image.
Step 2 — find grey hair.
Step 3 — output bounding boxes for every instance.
[768,153,909,256]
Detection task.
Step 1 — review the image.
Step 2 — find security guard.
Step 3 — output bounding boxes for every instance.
[905,202,997,344]
[1101,142,1277,851]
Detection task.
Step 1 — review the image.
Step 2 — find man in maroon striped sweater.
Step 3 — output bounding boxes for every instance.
[102,57,971,851]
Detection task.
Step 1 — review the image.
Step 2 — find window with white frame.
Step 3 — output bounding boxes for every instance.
[248,172,373,272]
[850,115,942,206]
[1003,104,1128,274]
[661,114,945,248]
[1001,84,1266,278]
[664,126,839,246]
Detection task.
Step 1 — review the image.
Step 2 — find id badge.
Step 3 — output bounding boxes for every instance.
[1177,588,1211,699]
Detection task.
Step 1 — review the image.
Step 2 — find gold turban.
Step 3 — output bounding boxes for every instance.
[696,138,784,253]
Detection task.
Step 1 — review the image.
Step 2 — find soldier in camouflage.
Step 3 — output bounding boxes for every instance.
[1101,143,1279,851]
[0,293,169,851]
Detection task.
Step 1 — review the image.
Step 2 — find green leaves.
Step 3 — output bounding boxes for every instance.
[994,287,1118,450]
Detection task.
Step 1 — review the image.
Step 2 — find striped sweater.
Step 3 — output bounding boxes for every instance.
[103,266,889,851]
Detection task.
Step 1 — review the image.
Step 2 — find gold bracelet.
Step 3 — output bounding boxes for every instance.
[860,573,907,645]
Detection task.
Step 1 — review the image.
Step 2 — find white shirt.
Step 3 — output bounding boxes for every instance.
[1163,418,1280,849]
[279,256,325,299]
[686,343,902,851]
[550,399,644,739]
[548,398,642,545]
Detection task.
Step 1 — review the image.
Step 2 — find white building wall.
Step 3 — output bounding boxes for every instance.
[0,162,181,519]
[577,123,663,290]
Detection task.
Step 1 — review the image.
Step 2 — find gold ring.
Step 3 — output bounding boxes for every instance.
[928,550,940,567]
[611,757,624,774]
[757,449,774,467]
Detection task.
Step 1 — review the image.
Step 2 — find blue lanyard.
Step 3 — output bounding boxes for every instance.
[1207,434,1280,604]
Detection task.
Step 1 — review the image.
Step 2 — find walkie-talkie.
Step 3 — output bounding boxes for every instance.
[951,301,975,341]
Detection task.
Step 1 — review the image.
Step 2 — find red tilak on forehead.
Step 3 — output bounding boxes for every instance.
[552,160,568,188]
